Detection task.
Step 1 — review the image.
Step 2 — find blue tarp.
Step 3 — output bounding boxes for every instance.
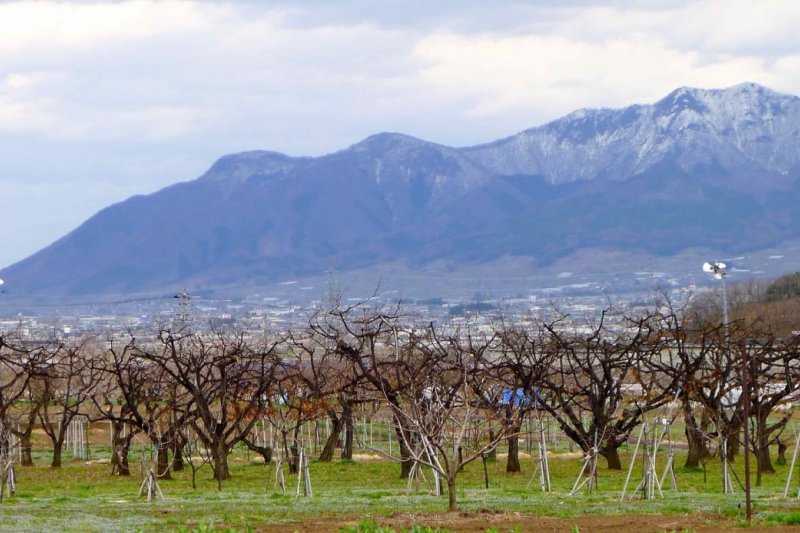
[501,388,541,407]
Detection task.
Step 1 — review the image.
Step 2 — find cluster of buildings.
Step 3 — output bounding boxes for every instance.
[0,278,701,342]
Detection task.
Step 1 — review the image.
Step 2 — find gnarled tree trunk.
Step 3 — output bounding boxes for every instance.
[319,410,343,462]
[156,438,172,480]
[342,404,354,461]
[20,435,33,467]
[506,434,521,473]
[212,442,231,483]
[601,443,622,470]
[171,432,185,472]
[110,421,134,476]
[684,407,711,469]
[777,438,788,466]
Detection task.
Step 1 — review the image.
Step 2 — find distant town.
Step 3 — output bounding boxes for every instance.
[5,242,800,341]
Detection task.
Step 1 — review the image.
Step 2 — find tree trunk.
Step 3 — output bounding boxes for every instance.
[393,422,414,479]
[486,429,497,461]
[319,412,343,462]
[110,421,124,474]
[17,402,41,467]
[117,435,132,476]
[399,444,413,478]
[20,434,33,467]
[289,444,300,474]
[212,444,231,482]
[242,438,273,464]
[259,445,273,464]
[683,406,710,468]
[684,426,711,469]
[39,412,65,467]
[754,411,776,479]
[726,422,742,460]
[156,440,172,480]
[446,474,458,512]
[506,409,522,472]
[172,435,185,472]
[777,439,788,466]
[601,444,622,470]
[342,404,354,461]
[51,442,63,468]
[111,424,133,476]
[755,442,776,476]
[506,434,521,473]
[280,432,292,472]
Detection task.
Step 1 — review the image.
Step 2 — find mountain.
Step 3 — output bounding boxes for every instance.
[5,82,800,298]
[463,82,800,186]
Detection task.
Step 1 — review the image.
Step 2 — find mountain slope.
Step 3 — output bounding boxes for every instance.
[5,83,800,297]
[462,82,800,187]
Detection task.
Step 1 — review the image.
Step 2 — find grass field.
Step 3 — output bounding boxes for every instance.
[4,427,800,532]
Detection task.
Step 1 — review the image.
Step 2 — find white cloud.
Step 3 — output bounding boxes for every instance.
[3,0,799,144]
[414,32,782,120]
[0,1,216,52]
[411,0,800,123]
[0,2,424,144]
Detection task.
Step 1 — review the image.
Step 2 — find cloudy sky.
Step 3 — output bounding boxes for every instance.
[1,0,799,268]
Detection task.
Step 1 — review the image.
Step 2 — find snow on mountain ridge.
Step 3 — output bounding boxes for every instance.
[197,84,800,200]
[344,131,494,212]
[461,83,800,184]
[200,150,308,185]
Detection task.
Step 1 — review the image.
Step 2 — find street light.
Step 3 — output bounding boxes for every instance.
[174,290,192,327]
[702,262,728,327]
[703,260,750,522]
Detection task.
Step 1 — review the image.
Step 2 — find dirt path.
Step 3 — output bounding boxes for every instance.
[255,510,797,532]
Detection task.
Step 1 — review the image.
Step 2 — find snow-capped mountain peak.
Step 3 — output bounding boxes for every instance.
[8,83,800,297]
[461,82,800,184]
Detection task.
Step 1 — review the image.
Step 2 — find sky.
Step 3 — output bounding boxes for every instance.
[2,0,800,268]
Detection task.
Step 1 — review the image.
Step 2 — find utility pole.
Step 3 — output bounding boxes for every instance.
[741,338,752,523]
[174,290,192,327]
[702,261,729,331]
[703,261,749,519]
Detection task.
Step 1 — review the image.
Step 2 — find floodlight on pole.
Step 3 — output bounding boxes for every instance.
[703,260,750,522]
[174,290,192,326]
[702,262,728,327]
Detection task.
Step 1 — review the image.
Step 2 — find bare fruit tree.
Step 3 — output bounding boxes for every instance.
[136,329,282,488]
[310,303,419,478]
[370,321,517,511]
[0,333,44,488]
[539,310,673,469]
[296,319,363,462]
[92,336,185,477]
[735,330,800,484]
[651,311,725,469]
[491,323,557,473]
[37,338,101,468]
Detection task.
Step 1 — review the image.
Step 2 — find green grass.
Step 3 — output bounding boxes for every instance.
[3,439,800,531]
[765,511,800,525]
